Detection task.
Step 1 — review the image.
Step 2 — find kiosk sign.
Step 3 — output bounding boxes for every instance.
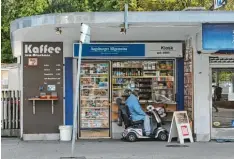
[73,43,145,57]
[73,43,183,58]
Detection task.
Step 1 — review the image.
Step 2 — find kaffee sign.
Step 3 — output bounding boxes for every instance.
[22,42,64,133]
[23,42,63,57]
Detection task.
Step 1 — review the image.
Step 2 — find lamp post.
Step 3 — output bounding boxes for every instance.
[71,23,90,157]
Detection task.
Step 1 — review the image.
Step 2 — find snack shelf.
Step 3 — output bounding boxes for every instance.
[111,60,176,122]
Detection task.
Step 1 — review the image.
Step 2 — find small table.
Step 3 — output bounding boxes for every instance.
[28,98,58,114]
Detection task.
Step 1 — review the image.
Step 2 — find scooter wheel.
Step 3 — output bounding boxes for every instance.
[126,133,137,142]
[158,132,168,141]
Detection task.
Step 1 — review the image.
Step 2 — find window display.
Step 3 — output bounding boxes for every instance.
[112,60,176,104]
[79,62,110,138]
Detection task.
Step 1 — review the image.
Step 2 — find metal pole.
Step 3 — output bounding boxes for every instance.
[71,41,82,157]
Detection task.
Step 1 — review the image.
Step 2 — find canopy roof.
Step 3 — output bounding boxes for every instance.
[11,11,234,32]
[10,11,234,57]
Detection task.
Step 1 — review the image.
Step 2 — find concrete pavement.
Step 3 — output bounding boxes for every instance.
[2,138,234,159]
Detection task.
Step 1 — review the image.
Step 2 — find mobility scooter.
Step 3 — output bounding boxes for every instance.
[116,97,168,142]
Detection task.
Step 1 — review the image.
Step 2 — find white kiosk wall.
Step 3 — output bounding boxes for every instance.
[192,35,211,142]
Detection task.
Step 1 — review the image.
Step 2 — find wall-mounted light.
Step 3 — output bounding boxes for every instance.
[55,27,62,34]
[120,27,126,35]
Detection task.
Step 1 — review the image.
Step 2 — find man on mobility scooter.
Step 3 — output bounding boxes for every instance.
[117,89,168,142]
[125,90,151,136]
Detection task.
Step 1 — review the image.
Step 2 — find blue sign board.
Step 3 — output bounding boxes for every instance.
[232,120,234,127]
[73,44,145,57]
[202,24,234,51]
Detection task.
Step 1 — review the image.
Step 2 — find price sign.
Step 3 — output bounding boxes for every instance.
[181,125,189,136]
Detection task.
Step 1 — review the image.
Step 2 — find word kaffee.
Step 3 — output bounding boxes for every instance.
[24,44,62,54]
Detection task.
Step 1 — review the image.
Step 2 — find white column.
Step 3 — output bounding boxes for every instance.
[73,56,78,136]
[192,35,211,142]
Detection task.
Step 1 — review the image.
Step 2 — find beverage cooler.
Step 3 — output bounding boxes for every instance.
[79,61,110,138]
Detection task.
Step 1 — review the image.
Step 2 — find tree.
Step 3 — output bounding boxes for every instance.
[1,0,49,63]
[1,0,233,63]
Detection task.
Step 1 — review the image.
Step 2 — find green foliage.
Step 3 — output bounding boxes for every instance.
[1,0,234,63]
[1,0,49,63]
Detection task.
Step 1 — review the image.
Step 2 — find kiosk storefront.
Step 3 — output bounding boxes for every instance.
[72,43,184,138]
[10,11,234,141]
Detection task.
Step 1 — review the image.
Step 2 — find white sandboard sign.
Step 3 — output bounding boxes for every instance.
[168,111,194,144]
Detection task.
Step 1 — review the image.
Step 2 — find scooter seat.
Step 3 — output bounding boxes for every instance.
[132,120,144,125]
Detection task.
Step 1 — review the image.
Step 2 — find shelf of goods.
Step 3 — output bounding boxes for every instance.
[111,60,177,122]
[80,62,110,138]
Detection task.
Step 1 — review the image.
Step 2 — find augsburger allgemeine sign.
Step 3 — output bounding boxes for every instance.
[23,42,63,57]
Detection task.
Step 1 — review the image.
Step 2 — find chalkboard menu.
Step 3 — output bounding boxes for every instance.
[22,42,64,134]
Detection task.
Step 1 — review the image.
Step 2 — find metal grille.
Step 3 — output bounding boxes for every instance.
[1,90,20,130]
[209,57,234,64]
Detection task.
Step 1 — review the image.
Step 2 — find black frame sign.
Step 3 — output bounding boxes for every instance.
[22,42,64,133]
[23,42,63,87]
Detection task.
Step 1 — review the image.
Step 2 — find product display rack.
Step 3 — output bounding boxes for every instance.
[111,60,177,122]
[112,60,175,103]
[79,62,110,138]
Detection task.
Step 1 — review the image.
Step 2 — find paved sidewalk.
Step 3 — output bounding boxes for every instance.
[2,138,234,159]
